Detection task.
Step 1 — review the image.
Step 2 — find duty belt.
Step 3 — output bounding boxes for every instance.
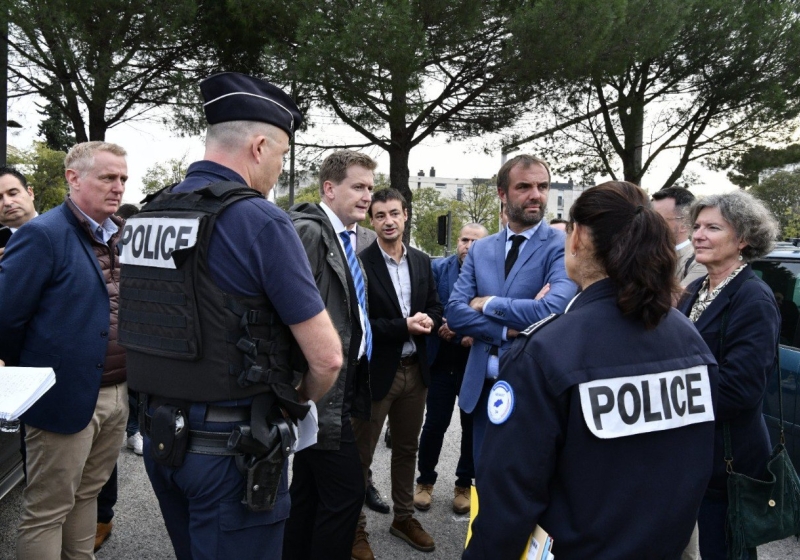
[143,404,251,456]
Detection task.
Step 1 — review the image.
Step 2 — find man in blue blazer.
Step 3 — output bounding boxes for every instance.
[446,155,577,469]
[0,142,130,559]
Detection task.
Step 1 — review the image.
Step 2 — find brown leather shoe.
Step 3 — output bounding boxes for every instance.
[351,526,375,560]
[390,516,435,552]
[453,485,471,514]
[94,521,113,552]
[413,483,434,511]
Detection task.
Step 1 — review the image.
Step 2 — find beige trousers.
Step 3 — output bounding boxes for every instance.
[353,362,427,524]
[681,522,700,560]
[17,383,128,560]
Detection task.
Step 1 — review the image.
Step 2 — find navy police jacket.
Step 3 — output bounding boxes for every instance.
[464,279,718,560]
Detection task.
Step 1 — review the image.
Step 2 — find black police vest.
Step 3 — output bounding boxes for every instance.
[119,182,302,408]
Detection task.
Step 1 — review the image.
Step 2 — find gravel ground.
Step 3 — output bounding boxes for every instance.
[1,409,799,559]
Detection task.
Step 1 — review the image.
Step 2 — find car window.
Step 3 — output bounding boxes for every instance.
[752,259,800,346]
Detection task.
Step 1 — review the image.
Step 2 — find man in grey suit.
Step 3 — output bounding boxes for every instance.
[651,187,707,287]
[353,224,377,255]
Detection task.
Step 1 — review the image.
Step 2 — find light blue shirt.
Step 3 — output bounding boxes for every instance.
[485,222,544,379]
[71,200,118,244]
[378,243,416,357]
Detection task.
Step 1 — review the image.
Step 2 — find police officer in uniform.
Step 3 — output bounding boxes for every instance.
[464,182,719,559]
[119,72,342,560]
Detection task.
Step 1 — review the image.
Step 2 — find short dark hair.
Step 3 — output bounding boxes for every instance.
[115,204,140,220]
[0,166,28,188]
[319,150,377,196]
[368,188,407,217]
[570,181,678,330]
[497,155,551,194]
[550,218,568,225]
[651,187,695,211]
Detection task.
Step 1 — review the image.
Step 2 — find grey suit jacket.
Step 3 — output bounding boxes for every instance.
[676,242,707,287]
[355,224,377,255]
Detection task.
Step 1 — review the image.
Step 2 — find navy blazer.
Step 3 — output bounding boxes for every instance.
[446,223,577,413]
[0,203,113,434]
[360,240,443,401]
[426,254,462,365]
[678,265,780,494]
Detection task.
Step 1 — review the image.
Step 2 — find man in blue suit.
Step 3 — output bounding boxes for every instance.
[0,142,130,559]
[414,223,487,515]
[446,155,577,469]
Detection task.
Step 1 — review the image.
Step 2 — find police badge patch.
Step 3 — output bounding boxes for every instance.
[487,381,515,424]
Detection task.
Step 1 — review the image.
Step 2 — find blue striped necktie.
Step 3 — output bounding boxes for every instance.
[339,232,372,359]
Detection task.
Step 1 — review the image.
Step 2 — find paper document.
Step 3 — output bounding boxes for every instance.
[292,400,319,453]
[0,367,56,420]
[465,486,554,560]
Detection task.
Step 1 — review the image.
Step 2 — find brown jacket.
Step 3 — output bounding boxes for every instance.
[66,198,126,386]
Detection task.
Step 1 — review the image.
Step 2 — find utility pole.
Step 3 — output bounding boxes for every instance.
[1,9,8,167]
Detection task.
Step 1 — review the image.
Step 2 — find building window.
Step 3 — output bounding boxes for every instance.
[457,187,463,201]
[558,195,563,207]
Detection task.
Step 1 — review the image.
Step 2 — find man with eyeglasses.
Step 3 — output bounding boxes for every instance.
[651,187,707,287]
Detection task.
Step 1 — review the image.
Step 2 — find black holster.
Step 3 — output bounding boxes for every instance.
[227,393,296,511]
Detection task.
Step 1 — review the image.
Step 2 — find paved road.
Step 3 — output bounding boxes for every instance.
[1,409,799,559]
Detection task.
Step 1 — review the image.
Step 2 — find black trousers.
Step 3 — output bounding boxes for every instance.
[283,420,365,560]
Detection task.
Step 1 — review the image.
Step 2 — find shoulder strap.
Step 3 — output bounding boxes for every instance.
[141,181,260,216]
[684,255,695,277]
[519,313,559,338]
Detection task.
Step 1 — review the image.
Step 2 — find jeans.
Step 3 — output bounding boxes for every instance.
[417,368,474,488]
[126,391,139,437]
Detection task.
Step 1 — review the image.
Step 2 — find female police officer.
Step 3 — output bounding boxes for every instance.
[464,181,719,559]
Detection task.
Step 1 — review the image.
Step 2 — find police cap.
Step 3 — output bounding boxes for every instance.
[200,72,303,135]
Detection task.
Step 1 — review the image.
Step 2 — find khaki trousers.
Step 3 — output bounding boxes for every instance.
[17,383,128,560]
[353,362,427,524]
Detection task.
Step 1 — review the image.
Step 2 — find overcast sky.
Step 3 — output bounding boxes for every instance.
[7,95,740,205]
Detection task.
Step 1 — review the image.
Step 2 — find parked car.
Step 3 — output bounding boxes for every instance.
[752,247,800,467]
[0,427,23,502]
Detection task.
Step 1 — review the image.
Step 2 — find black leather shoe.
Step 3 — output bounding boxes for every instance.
[365,483,390,514]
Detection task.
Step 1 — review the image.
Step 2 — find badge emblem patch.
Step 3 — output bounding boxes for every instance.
[488,381,515,425]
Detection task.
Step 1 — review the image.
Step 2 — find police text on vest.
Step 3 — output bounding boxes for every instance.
[578,366,714,439]
[118,217,200,269]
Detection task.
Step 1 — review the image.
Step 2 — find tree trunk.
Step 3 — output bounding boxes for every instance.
[388,140,412,245]
[618,93,645,185]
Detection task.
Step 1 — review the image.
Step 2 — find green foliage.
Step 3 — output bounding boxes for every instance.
[750,171,800,237]
[243,0,618,244]
[783,212,800,240]
[410,188,454,256]
[141,157,189,196]
[6,0,200,141]
[37,97,76,153]
[454,182,499,232]
[718,144,800,188]
[275,184,319,212]
[8,143,68,213]
[505,0,800,190]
